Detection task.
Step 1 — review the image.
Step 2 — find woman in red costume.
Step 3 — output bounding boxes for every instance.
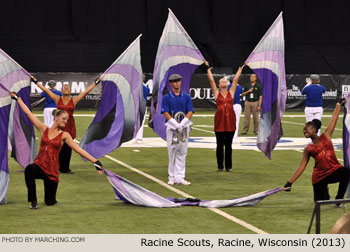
[32,77,100,174]
[206,62,244,172]
[9,92,103,209]
[284,100,350,205]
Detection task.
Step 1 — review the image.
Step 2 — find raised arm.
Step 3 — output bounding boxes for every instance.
[63,132,103,174]
[31,77,60,104]
[205,62,219,100]
[9,92,47,134]
[324,101,342,138]
[284,147,310,191]
[228,65,244,97]
[72,77,101,106]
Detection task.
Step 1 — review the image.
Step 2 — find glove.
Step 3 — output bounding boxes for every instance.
[337,98,346,106]
[94,77,101,85]
[240,62,246,68]
[284,181,292,191]
[204,61,212,70]
[167,118,181,130]
[11,92,19,101]
[94,160,103,171]
[179,117,190,128]
[31,76,38,84]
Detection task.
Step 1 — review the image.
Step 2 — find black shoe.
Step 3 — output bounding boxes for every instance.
[30,201,38,210]
[60,170,74,174]
[226,169,232,172]
[254,132,258,135]
[217,169,223,172]
[335,203,343,208]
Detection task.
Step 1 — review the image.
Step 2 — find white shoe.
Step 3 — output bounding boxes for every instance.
[167,180,174,185]
[178,180,191,186]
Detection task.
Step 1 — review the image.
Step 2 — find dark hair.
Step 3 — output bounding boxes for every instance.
[52,109,67,117]
[306,119,322,131]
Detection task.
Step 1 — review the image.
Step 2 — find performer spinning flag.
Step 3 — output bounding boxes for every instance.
[79,35,145,158]
[0,49,37,204]
[245,12,287,159]
[150,8,205,140]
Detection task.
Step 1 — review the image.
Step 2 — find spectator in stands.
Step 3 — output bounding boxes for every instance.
[241,74,262,135]
[301,74,326,137]
[41,80,62,127]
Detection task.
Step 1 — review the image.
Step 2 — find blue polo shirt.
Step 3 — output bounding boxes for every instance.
[301,84,326,107]
[228,83,243,105]
[143,84,150,100]
[161,90,194,118]
[41,89,62,108]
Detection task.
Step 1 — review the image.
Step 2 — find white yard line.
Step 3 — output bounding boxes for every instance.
[73,139,268,234]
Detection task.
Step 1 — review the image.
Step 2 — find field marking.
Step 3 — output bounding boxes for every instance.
[73,139,267,234]
[104,154,267,234]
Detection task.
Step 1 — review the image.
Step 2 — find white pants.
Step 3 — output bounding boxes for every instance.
[166,128,189,183]
[135,107,147,141]
[305,106,323,136]
[43,107,56,127]
[233,104,242,143]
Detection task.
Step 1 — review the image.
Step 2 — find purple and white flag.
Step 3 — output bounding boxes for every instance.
[0,48,37,204]
[104,168,282,208]
[79,35,145,158]
[342,94,350,197]
[150,9,205,140]
[245,12,286,159]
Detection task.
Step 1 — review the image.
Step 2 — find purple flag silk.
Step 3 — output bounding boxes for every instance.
[343,94,350,197]
[104,169,180,208]
[0,48,37,204]
[79,35,146,159]
[150,9,205,140]
[245,12,287,159]
[104,168,282,208]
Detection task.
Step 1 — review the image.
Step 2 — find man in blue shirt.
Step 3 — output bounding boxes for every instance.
[228,79,243,143]
[134,75,151,144]
[41,80,62,127]
[161,74,194,186]
[301,74,326,136]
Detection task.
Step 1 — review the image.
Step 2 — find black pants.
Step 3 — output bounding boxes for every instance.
[313,167,350,201]
[25,164,58,205]
[59,142,72,172]
[215,131,234,170]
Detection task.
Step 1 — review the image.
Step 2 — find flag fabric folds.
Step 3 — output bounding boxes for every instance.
[104,168,281,208]
[342,94,350,197]
[79,35,145,158]
[245,12,287,159]
[150,9,205,140]
[0,48,37,204]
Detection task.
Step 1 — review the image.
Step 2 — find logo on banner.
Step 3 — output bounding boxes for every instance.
[287,85,337,100]
[189,88,214,100]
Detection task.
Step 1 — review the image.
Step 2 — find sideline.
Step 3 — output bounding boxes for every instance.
[73,139,267,234]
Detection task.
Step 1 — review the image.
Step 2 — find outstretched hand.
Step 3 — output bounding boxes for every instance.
[336,98,346,106]
[94,160,104,175]
[9,92,19,100]
[283,181,292,191]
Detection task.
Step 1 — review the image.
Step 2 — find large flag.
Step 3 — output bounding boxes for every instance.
[0,48,37,204]
[245,12,286,159]
[79,35,145,158]
[104,168,281,208]
[150,9,205,140]
[342,94,350,198]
